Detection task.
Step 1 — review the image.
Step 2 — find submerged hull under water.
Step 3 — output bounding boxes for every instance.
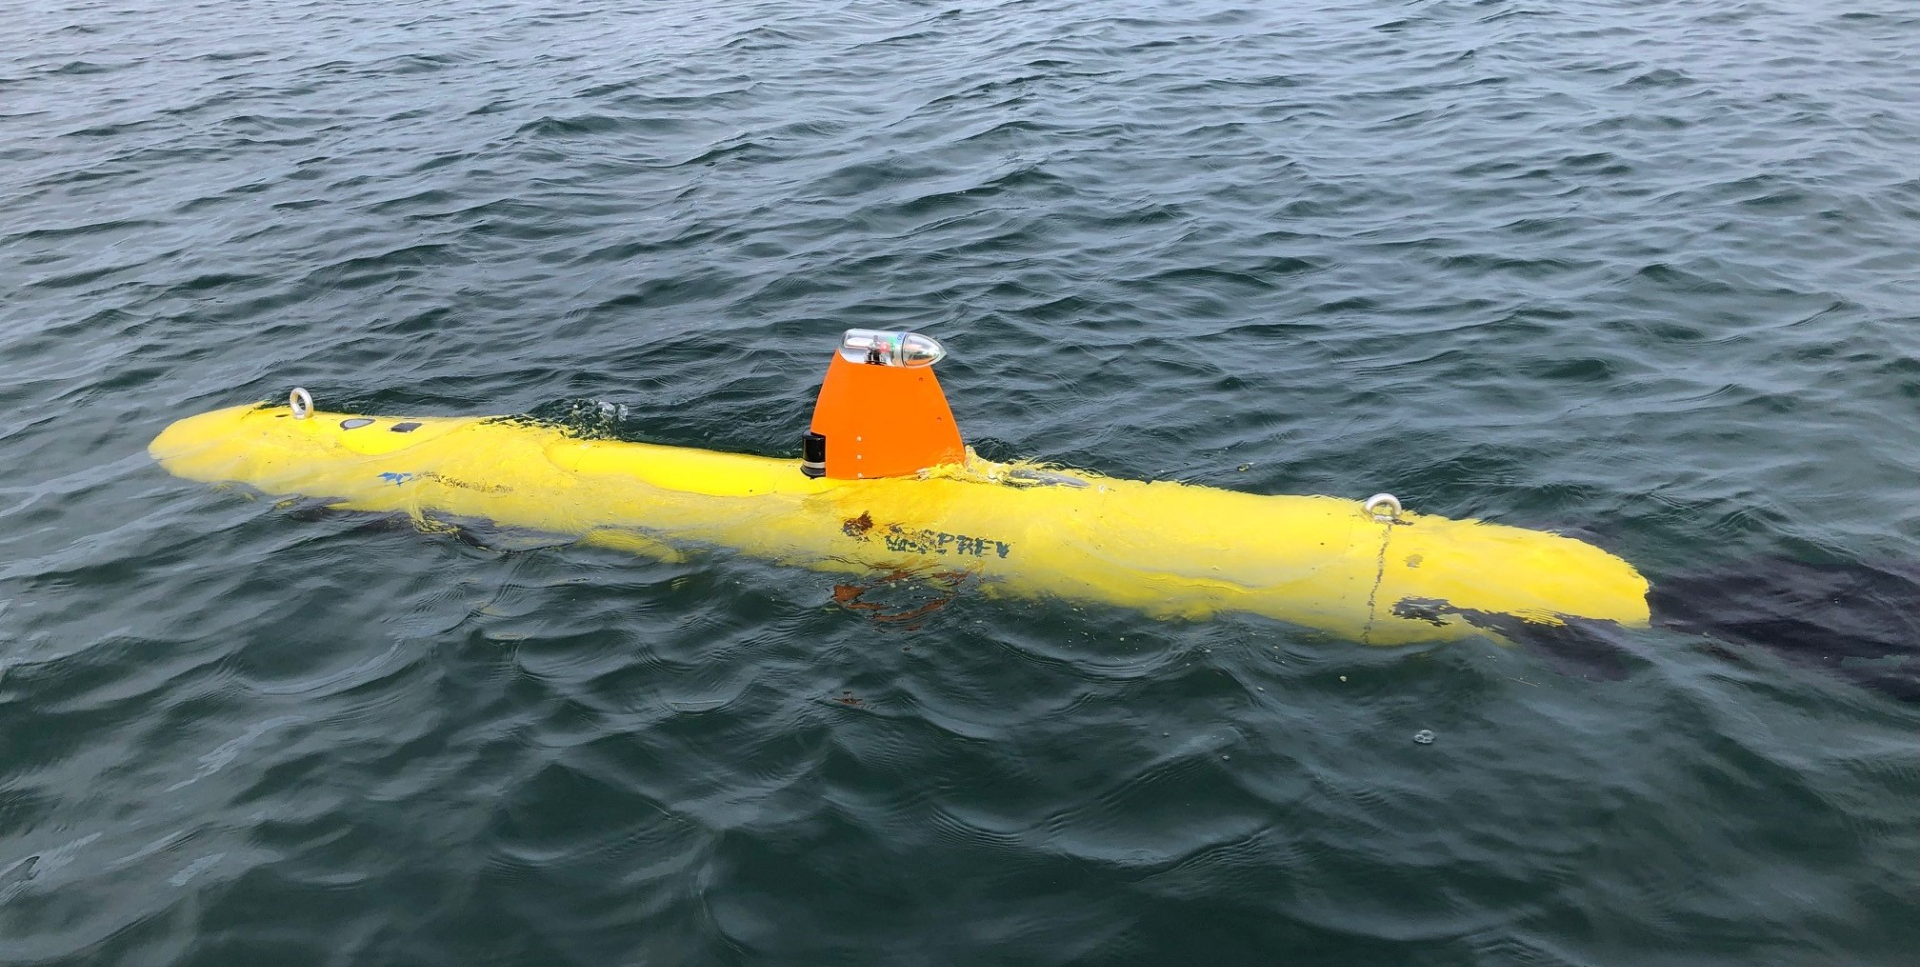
[149,402,1651,646]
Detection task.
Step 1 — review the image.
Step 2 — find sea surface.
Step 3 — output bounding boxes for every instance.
[4,0,1919,964]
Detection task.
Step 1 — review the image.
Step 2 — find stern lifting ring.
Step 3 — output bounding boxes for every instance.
[1365,492,1402,523]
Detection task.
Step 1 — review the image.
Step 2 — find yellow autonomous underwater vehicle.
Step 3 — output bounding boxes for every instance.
[149,330,1649,644]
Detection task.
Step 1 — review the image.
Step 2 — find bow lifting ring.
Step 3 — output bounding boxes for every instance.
[1365,492,1401,522]
[289,387,314,420]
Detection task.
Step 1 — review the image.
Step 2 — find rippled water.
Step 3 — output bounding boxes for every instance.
[5,0,1920,963]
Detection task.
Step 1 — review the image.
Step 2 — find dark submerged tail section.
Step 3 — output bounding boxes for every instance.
[1458,557,1920,701]
[1648,558,1920,702]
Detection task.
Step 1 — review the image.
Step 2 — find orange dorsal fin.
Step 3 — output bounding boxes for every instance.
[807,352,964,479]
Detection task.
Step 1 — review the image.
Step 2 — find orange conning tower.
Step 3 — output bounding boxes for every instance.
[804,330,964,480]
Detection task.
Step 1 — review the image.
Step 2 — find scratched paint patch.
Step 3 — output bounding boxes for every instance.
[377,471,511,494]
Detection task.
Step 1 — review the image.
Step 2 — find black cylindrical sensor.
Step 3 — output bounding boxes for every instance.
[800,431,827,477]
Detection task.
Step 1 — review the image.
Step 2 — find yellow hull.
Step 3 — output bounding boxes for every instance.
[148,402,1650,644]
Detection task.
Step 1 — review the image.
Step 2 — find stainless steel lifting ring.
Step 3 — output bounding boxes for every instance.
[290,387,314,420]
[1365,492,1401,522]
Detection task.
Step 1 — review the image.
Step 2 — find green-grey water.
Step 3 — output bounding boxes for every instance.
[4,1,1919,964]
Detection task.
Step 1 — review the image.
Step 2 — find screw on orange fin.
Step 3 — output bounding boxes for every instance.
[807,346,964,479]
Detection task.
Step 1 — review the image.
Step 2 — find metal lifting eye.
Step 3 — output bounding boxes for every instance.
[290,387,314,420]
[1365,493,1402,522]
